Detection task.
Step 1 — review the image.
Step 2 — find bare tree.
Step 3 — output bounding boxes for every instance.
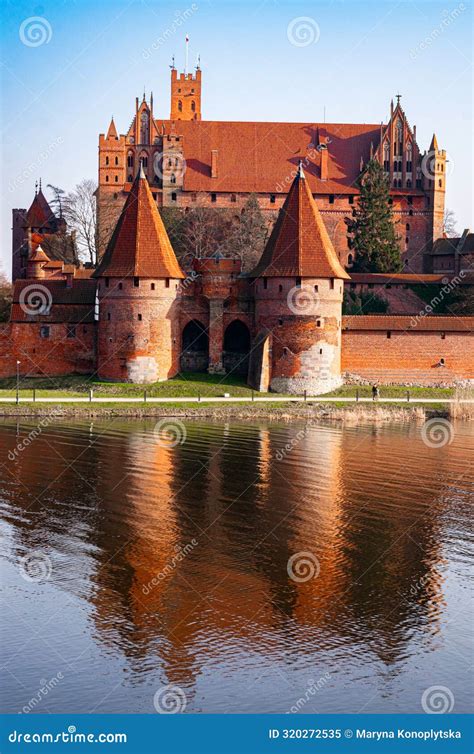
[443,208,458,238]
[173,193,230,259]
[223,194,269,271]
[62,179,99,265]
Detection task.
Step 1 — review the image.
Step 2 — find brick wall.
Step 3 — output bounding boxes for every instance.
[342,327,474,384]
[0,322,95,379]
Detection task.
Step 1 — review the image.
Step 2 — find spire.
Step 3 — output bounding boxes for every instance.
[106,117,118,140]
[297,159,305,179]
[249,167,350,280]
[26,185,55,228]
[94,169,185,280]
[430,133,439,151]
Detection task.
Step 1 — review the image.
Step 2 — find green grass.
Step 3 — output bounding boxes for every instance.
[323,384,454,399]
[0,372,270,399]
[0,373,456,401]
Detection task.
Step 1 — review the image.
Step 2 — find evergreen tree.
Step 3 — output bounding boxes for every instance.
[349,159,403,273]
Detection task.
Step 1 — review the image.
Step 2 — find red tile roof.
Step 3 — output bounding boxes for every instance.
[348,273,465,284]
[25,190,55,228]
[11,279,96,323]
[250,164,350,279]
[156,119,381,194]
[95,167,184,279]
[342,315,474,332]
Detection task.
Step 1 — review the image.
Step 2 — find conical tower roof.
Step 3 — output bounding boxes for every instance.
[29,244,50,263]
[250,164,350,279]
[106,117,118,139]
[429,133,439,151]
[94,166,184,279]
[26,188,55,228]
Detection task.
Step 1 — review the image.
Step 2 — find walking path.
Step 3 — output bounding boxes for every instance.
[1,396,472,404]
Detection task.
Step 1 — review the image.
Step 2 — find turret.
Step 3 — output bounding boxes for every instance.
[249,162,349,395]
[424,133,446,245]
[170,66,202,121]
[94,164,184,383]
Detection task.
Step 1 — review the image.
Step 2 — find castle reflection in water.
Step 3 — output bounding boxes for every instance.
[1,418,470,713]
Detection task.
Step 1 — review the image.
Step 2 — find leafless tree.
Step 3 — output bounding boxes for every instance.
[0,269,12,323]
[443,208,458,238]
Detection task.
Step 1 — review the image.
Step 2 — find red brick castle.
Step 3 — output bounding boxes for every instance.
[3,66,473,390]
[97,68,447,275]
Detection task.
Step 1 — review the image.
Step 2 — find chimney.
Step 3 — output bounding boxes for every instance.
[320,146,328,180]
[211,149,218,179]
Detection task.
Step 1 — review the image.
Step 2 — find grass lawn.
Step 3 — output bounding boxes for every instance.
[0,372,268,399]
[0,372,460,403]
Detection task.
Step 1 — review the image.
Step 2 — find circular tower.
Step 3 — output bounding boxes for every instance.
[250,163,350,395]
[94,165,184,383]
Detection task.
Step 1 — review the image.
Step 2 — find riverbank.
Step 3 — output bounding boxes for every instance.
[1,400,470,422]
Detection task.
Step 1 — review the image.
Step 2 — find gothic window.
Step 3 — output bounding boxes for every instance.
[140,154,148,168]
[406,179,412,188]
[114,175,118,182]
[105,175,109,183]
[140,111,149,144]
[168,159,172,167]
[128,175,133,182]
[406,143,412,172]
[105,156,109,166]
[115,157,118,166]
[395,119,403,156]
[178,100,183,112]
[171,192,177,201]
[170,173,176,184]
[127,153,133,168]
[393,160,397,172]
[191,100,196,112]
[383,142,390,171]
[406,223,410,230]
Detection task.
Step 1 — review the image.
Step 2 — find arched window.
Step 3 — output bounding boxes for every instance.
[105,156,109,166]
[383,142,390,172]
[191,100,196,112]
[140,153,148,168]
[406,179,411,188]
[178,100,183,112]
[406,223,410,230]
[170,173,176,184]
[105,175,109,182]
[127,152,133,168]
[140,111,149,144]
[395,119,403,156]
[115,156,118,166]
[348,253,353,265]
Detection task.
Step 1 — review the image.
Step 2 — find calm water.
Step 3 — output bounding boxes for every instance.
[0,417,472,715]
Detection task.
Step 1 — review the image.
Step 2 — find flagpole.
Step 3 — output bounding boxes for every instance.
[185,34,189,75]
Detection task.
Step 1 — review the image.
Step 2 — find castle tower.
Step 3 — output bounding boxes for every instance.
[425,133,446,246]
[27,245,50,279]
[94,164,185,383]
[249,163,350,395]
[170,65,201,121]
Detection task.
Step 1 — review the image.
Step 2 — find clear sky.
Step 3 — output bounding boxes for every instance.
[1,0,472,276]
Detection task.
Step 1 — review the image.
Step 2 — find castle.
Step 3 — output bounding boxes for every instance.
[95,67,449,275]
[3,66,473,390]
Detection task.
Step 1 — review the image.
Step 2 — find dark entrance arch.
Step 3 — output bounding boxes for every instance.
[180,320,209,372]
[223,320,251,377]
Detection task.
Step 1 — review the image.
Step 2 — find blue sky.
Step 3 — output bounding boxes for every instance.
[1,0,472,275]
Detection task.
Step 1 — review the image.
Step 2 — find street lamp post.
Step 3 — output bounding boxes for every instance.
[16,361,21,405]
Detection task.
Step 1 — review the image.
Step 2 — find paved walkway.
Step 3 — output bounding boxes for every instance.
[1,396,472,404]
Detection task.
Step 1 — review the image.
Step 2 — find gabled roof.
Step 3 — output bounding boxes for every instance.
[94,165,184,279]
[26,189,56,228]
[11,279,96,323]
[151,119,380,194]
[249,164,350,279]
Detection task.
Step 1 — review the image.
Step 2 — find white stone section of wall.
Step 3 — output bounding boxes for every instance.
[127,356,160,384]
